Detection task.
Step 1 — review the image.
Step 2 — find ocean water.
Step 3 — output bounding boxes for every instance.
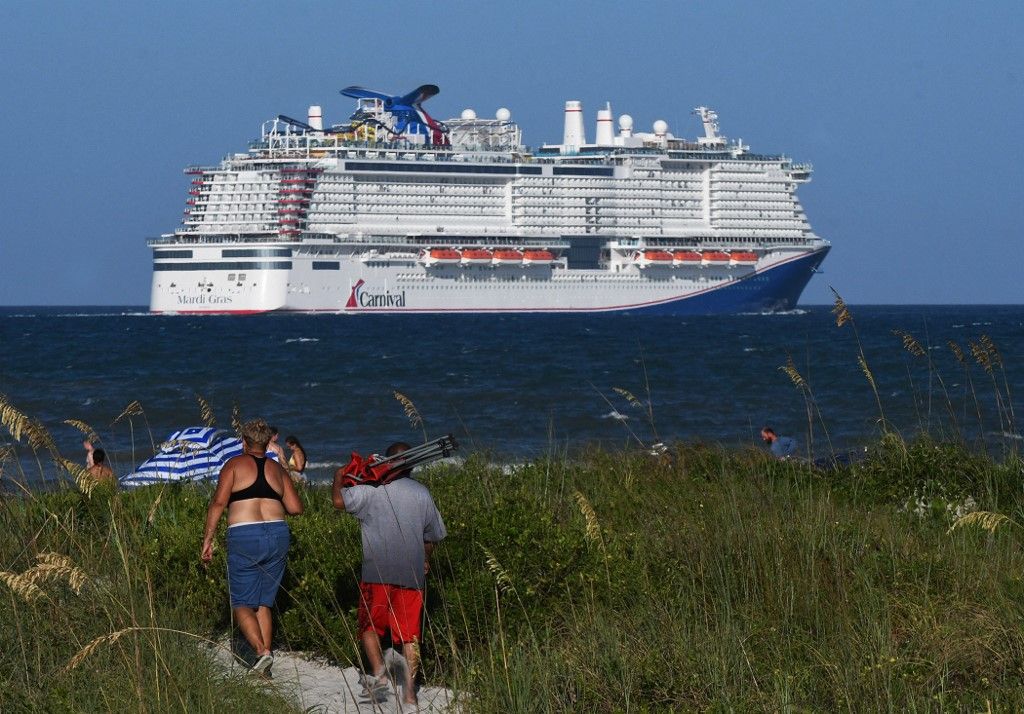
[2,306,1022,485]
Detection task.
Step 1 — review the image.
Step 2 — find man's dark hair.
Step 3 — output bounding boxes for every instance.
[761,426,776,436]
[270,426,279,436]
[386,441,411,457]
[93,448,107,465]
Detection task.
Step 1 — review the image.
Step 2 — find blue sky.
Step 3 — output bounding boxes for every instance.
[0,1,1020,305]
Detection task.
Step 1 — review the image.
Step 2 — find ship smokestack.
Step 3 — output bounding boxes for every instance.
[308,105,323,132]
[562,100,585,153]
[595,103,614,146]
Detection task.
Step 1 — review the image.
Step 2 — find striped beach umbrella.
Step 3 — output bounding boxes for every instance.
[121,426,273,487]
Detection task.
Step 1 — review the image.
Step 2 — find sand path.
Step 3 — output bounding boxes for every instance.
[215,644,459,713]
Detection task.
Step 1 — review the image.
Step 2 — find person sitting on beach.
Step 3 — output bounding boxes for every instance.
[87,448,115,484]
[83,440,95,469]
[332,442,447,708]
[285,435,307,481]
[761,426,798,460]
[267,426,287,463]
[201,418,303,677]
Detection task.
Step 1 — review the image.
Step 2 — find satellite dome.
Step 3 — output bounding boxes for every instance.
[618,114,633,131]
[496,107,511,121]
[461,108,477,120]
[653,119,669,135]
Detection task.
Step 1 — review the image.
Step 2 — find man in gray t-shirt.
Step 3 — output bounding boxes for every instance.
[332,442,446,707]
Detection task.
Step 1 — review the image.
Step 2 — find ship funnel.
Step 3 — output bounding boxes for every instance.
[595,102,614,145]
[562,100,585,153]
[308,105,323,132]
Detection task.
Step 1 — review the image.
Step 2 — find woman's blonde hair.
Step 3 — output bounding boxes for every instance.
[240,418,273,448]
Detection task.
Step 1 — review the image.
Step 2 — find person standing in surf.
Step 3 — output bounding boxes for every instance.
[201,418,303,676]
[761,426,798,460]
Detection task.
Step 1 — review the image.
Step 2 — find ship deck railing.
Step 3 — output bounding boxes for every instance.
[241,135,797,166]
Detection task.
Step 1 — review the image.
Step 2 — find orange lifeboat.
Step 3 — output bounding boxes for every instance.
[460,248,493,265]
[730,251,759,266]
[635,250,674,268]
[672,250,702,266]
[701,250,731,266]
[522,249,555,266]
[492,249,524,265]
[420,248,461,266]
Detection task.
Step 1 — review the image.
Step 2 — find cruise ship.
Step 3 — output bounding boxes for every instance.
[149,84,829,314]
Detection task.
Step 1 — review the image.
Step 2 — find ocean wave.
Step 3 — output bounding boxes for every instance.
[736,309,809,316]
[7,311,153,318]
[990,431,1023,441]
[601,410,630,421]
[285,337,320,344]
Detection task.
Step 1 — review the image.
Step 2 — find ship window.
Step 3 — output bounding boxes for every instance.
[155,249,194,259]
[222,248,292,258]
[228,273,236,281]
[153,262,287,272]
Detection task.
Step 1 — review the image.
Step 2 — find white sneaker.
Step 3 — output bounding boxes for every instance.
[251,653,274,677]
[359,672,391,702]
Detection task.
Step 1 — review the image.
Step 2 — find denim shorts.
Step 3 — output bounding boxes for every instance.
[226,521,290,608]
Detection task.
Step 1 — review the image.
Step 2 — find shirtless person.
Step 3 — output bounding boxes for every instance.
[201,419,303,676]
[87,448,115,485]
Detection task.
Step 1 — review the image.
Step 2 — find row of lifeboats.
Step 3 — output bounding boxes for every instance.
[420,248,556,267]
[634,250,760,268]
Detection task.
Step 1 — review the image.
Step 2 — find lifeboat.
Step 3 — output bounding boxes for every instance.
[492,249,524,265]
[420,248,462,266]
[460,248,493,265]
[634,250,674,268]
[522,249,555,266]
[701,251,731,266]
[672,250,702,266]
[730,251,759,266]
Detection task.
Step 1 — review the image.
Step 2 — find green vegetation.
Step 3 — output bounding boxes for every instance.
[3,436,1024,712]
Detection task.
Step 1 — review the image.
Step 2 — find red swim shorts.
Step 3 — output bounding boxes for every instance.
[357,582,424,644]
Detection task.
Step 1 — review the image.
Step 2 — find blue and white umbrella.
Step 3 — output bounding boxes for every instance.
[121,426,273,487]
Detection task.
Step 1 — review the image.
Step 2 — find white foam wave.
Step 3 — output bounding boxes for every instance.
[990,431,1024,441]
[6,311,153,318]
[736,309,809,316]
[601,410,630,421]
[285,337,320,344]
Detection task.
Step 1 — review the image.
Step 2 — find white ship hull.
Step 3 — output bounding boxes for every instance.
[151,241,828,315]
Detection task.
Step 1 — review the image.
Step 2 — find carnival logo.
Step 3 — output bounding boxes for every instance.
[345,279,365,308]
[346,279,407,309]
